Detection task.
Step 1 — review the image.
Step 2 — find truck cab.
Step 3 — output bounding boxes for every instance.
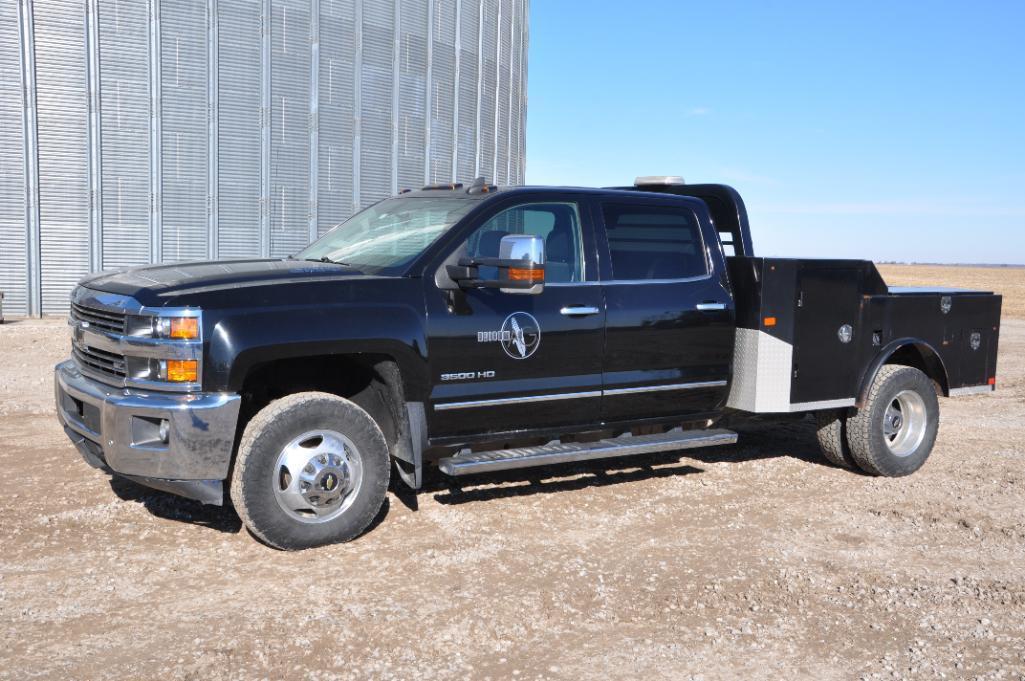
[55,177,1002,550]
[420,184,736,441]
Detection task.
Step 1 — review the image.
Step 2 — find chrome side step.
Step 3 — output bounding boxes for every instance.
[437,428,738,477]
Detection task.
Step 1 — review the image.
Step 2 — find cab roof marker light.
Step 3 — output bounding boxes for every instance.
[467,176,494,195]
[634,175,686,186]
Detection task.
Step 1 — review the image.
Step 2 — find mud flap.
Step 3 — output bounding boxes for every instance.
[393,402,426,490]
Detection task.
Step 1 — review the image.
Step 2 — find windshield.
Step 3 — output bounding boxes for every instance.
[296,197,476,273]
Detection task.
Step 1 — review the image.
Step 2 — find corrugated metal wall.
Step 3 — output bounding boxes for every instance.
[0,0,527,316]
[0,0,27,315]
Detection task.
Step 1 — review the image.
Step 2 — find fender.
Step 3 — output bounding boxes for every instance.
[205,302,431,402]
[857,337,950,407]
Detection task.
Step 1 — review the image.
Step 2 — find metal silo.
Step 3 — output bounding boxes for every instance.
[0,0,528,316]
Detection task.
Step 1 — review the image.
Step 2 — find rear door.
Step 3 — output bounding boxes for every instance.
[597,198,735,423]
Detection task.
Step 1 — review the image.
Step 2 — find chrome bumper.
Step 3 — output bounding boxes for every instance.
[55,360,241,499]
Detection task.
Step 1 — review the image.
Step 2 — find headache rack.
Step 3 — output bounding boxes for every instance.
[613,177,755,258]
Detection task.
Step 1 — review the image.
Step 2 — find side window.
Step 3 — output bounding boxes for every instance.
[602,204,708,281]
[466,202,584,283]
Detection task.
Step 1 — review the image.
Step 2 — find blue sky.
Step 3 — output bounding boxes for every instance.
[524,1,1025,264]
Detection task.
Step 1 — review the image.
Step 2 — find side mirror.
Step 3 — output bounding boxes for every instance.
[498,235,545,294]
[446,234,546,295]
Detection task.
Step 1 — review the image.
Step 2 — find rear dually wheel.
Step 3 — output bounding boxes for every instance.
[845,365,940,477]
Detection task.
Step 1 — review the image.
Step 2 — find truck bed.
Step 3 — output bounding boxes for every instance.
[725,257,1002,413]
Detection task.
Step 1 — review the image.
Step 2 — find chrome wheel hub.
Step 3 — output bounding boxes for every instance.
[273,429,363,523]
[882,390,927,457]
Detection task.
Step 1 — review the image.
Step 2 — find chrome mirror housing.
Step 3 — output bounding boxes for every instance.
[499,234,545,295]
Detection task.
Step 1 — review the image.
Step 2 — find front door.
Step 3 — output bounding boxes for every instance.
[598,200,735,423]
[425,198,606,439]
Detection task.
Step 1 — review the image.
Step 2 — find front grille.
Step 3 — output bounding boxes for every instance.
[71,302,127,334]
[72,344,127,380]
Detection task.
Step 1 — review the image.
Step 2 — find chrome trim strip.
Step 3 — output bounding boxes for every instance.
[435,380,729,411]
[949,385,994,397]
[605,273,713,285]
[544,272,715,287]
[788,398,856,412]
[434,390,602,411]
[696,302,726,311]
[604,380,728,396]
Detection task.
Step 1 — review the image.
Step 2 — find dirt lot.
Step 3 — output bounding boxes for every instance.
[1,266,1024,680]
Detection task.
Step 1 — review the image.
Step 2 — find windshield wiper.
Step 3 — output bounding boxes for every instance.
[300,256,352,266]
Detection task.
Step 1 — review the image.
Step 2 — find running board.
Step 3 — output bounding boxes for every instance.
[437,428,738,477]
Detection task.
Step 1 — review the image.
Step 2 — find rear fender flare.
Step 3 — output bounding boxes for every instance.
[857,338,949,407]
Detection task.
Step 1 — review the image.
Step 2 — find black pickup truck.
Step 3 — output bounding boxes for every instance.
[55,176,1002,549]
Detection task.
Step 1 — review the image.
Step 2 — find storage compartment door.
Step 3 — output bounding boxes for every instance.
[791,267,863,407]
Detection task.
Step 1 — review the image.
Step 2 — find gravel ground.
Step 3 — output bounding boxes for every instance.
[1,309,1023,679]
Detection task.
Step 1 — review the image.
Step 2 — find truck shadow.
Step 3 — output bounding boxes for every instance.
[425,458,707,506]
[420,416,834,507]
[108,477,243,534]
[108,476,393,538]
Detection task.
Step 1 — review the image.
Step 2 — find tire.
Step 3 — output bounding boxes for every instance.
[845,365,940,477]
[230,392,391,550]
[814,409,857,468]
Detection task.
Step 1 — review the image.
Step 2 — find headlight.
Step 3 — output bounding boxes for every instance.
[169,317,199,339]
[153,315,200,340]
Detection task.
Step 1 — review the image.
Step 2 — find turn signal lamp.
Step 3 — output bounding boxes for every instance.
[166,360,199,383]
[169,317,199,340]
[508,267,544,283]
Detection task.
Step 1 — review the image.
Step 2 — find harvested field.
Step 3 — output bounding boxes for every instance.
[1,266,1023,680]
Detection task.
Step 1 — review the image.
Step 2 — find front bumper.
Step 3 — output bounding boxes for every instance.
[55,360,241,504]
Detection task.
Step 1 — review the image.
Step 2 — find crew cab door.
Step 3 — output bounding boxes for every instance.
[424,197,605,439]
[597,199,735,423]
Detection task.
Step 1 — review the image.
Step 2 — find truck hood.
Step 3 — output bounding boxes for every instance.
[80,258,382,302]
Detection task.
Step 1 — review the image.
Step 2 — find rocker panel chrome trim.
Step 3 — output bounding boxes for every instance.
[434,380,728,411]
[434,390,602,411]
[604,380,728,396]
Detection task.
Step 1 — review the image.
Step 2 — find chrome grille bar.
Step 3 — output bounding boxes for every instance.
[72,345,127,379]
[71,301,127,334]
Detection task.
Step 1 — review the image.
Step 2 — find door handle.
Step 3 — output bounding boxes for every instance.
[560,305,601,316]
[696,302,726,311]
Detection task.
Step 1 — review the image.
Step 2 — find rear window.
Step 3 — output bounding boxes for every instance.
[602,204,707,280]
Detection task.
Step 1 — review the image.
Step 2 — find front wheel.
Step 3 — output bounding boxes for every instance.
[230,392,391,550]
[845,365,940,477]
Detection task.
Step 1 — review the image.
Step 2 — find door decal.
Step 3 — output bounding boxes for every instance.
[476,312,542,359]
